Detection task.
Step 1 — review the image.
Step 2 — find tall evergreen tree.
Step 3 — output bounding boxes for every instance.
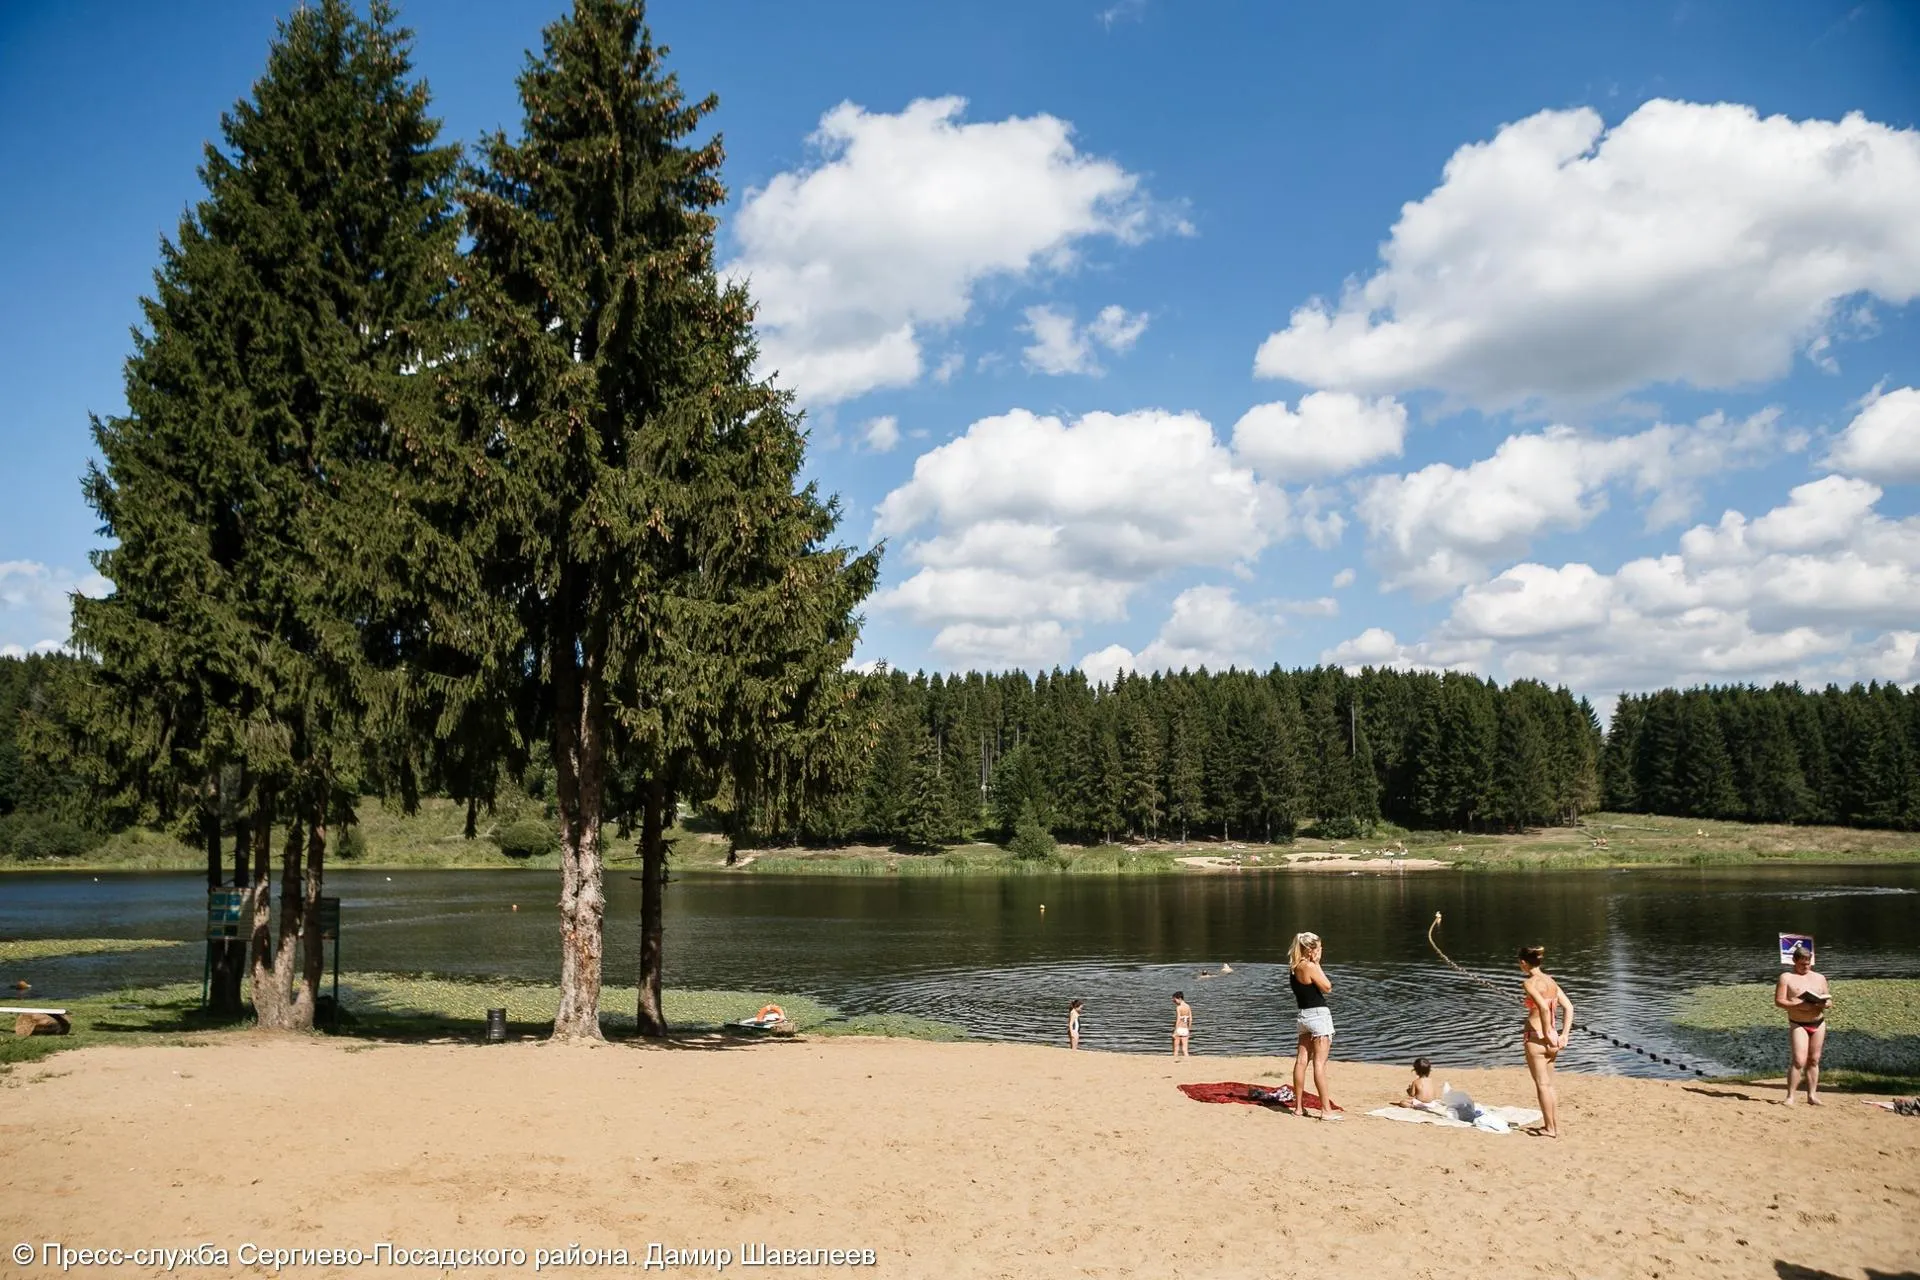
[465,0,876,1036]
[71,0,464,1027]
[900,731,957,850]
[1490,691,1553,828]
[1117,703,1162,837]
[1163,690,1208,842]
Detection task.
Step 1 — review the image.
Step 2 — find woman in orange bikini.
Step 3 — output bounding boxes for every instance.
[1518,945,1574,1137]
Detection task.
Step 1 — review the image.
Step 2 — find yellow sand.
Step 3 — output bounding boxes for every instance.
[2,1036,1915,1278]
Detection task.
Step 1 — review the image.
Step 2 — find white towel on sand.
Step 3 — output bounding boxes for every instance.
[1367,1104,1542,1131]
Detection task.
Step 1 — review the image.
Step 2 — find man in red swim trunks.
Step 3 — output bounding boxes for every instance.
[1773,944,1831,1106]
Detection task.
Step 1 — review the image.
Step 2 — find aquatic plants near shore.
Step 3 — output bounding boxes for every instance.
[1671,978,1920,1079]
[0,937,184,964]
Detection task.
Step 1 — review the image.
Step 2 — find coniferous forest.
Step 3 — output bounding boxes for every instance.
[10,651,1920,860]
[3,0,1917,1042]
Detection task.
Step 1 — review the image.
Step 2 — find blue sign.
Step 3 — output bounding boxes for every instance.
[207,888,246,939]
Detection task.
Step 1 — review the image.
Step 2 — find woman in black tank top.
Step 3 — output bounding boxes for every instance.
[1289,931,1340,1120]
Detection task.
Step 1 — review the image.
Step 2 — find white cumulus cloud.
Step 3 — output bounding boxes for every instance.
[1328,474,1920,692]
[728,97,1181,405]
[861,415,901,453]
[1231,392,1408,480]
[1087,304,1149,352]
[1021,303,1150,376]
[1355,410,1786,595]
[0,560,109,658]
[1826,386,1920,484]
[1081,585,1282,681]
[1255,100,1920,409]
[872,409,1288,667]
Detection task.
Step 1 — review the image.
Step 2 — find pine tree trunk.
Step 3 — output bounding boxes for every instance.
[256,814,309,1030]
[636,776,668,1038]
[464,795,477,841]
[246,797,282,1025]
[290,811,325,1028]
[551,612,607,1042]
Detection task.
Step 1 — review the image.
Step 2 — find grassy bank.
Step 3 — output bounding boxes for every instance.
[1440,813,1920,870]
[1670,977,1920,1091]
[0,972,968,1072]
[727,842,1183,877]
[0,937,183,964]
[7,803,1919,874]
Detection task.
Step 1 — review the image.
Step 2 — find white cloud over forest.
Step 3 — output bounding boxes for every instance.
[1255,101,1920,408]
[727,97,1182,405]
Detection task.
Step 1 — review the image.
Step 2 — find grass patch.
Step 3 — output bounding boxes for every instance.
[1450,813,1920,870]
[809,1011,970,1040]
[728,842,1181,877]
[12,805,1919,875]
[0,982,234,1072]
[0,937,185,964]
[1671,978,1920,1078]
[0,972,965,1072]
[1707,1068,1920,1096]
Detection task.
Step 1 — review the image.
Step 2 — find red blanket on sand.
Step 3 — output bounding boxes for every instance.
[1178,1082,1340,1112]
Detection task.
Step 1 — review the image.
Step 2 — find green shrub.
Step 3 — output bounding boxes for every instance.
[335,825,367,861]
[0,810,103,860]
[1307,815,1371,840]
[1007,801,1058,861]
[495,817,559,859]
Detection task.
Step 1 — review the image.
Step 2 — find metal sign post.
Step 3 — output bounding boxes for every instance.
[203,887,247,1007]
[316,897,341,1025]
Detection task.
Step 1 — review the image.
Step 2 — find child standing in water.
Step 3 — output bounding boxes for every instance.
[1171,992,1193,1058]
[1068,999,1084,1050]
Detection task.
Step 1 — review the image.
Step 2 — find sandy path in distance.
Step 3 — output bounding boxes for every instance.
[1,1036,1916,1279]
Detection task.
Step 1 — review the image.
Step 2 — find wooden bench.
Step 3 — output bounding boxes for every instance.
[0,1006,71,1037]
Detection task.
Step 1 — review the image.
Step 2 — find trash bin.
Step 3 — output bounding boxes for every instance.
[485,1007,507,1042]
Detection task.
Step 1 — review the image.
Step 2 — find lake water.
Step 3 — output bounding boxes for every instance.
[4,865,1917,1078]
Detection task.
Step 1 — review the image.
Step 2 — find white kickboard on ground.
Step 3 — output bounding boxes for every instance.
[1367,1104,1542,1131]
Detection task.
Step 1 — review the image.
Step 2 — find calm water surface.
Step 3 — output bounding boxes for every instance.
[4,865,1917,1078]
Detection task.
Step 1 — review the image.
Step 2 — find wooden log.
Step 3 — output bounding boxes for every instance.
[13,1012,70,1037]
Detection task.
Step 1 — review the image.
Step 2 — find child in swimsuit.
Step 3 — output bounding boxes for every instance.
[1171,992,1193,1058]
[1395,1057,1442,1109]
[1068,999,1083,1050]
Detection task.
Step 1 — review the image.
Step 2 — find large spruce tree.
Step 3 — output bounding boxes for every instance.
[74,0,464,1028]
[464,0,875,1039]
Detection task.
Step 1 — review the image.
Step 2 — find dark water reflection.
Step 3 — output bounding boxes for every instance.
[4,865,1916,1078]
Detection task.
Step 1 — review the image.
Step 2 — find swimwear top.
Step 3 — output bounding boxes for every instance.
[1289,972,1327,1010]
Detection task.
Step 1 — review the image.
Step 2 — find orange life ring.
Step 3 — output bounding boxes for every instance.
[756,1004,785,1022]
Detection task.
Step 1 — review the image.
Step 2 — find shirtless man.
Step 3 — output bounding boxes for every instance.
[1774,945,1832,1106]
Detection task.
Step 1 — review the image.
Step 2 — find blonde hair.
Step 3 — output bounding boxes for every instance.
[1288,932,1322,969]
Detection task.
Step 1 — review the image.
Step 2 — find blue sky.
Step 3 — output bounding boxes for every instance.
[2,1,1918,710]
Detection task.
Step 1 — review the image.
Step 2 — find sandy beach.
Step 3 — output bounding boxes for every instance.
[2,1036,1915,1279]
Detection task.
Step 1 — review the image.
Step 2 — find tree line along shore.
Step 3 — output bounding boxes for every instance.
[0,1,1915,1042]
[8,653,1920,872]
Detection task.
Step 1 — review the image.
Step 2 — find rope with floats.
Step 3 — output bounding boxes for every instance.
[1426,912,1709,1078]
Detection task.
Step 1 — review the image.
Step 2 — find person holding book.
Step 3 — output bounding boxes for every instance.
[1774,944,1832,1106]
